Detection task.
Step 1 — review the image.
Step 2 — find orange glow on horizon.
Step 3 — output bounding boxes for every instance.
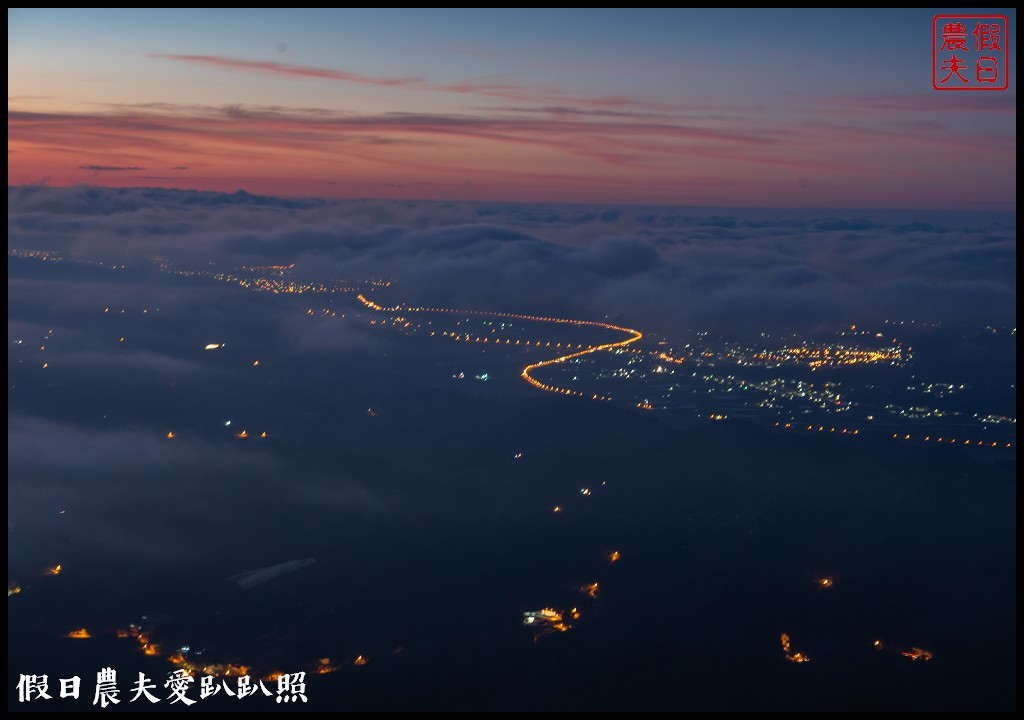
[9,100,1005,209]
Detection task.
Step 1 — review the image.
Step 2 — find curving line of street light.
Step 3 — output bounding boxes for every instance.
[357,293,641,400]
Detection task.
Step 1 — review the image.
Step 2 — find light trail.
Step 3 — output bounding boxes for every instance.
[357,294,642,401]
[520,321,641,400]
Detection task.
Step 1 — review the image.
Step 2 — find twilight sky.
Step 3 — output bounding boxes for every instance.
[7,8,1017,208]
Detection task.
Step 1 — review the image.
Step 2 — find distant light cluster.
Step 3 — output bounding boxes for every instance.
[161,259,386,296]
[9,248,64,262]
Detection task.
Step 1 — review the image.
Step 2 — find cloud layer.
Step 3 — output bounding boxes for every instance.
[8,185,1017,335]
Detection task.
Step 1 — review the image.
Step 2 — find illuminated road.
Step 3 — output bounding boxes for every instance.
[357,294,642,401]
[519,321,641,400]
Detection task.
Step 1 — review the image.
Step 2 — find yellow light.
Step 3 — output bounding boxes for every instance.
[315,658,337,674]
[781,632,810,663]
[901,647,934,661]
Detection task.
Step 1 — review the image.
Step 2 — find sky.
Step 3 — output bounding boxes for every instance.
[7,8,1017,208]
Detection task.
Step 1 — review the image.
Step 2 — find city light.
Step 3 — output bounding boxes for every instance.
[780,633,810,663]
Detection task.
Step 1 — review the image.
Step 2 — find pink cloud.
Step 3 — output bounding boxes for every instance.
[7,100,1014,208]
[151,53,422,87]
[152,52,681,113]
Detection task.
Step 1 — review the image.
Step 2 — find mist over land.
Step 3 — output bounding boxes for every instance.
[8,186,1016,710]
